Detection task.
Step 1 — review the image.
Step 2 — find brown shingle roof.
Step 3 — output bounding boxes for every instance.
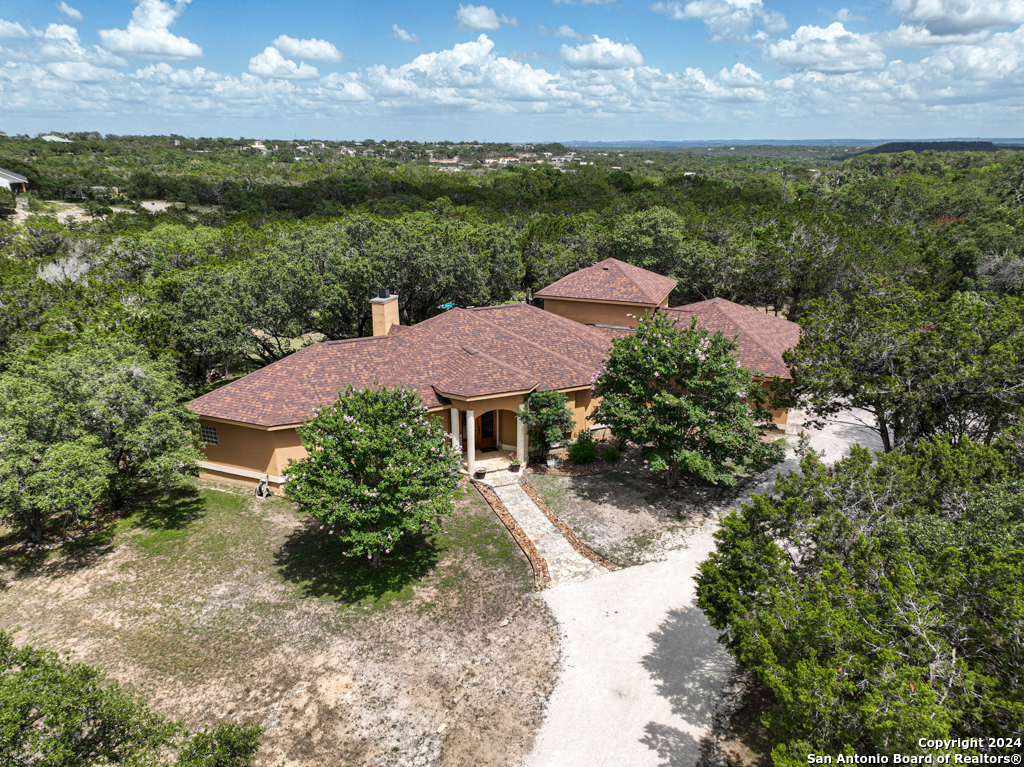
[189,305,612,427]
[665,298,800,379]
[535,258,678,305]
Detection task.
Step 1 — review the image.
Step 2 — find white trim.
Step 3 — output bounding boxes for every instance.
[198,461,284,484]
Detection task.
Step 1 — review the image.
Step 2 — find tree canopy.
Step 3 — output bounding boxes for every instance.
[785,283,1024,452]
[283,385,461,569]
[697,436,1024,763]
[593,311,785,487]
[0,630,262,765]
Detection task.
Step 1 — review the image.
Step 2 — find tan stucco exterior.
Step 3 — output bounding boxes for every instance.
[196,384,606,489]
[541,296,668,328]
[197,419,303,487]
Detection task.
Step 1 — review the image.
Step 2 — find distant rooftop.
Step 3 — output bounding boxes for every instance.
[536,258,677,306]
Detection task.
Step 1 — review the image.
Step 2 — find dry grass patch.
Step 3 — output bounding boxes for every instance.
[528,454,777,566]
[0,480,557,767]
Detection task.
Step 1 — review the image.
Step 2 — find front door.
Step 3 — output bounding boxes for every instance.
[477,410,496,449]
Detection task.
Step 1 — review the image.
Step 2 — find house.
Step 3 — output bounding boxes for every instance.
[535,258,677,328]
[189,263,799,488]
[40,134,73,143]
[0,167,28,193]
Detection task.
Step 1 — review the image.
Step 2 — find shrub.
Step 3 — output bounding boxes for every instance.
[602,445,620,462]
[568,430,598,464]
[516,389,575,459]
[0,630,262,765]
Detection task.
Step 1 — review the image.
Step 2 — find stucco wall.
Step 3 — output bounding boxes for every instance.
[499,409,519,448]
[270,428,306,475]
[541,297,652,327]
[200,420,278,475]
[569,389,594,436]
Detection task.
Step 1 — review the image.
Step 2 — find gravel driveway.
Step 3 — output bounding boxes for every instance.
[525,411,881,767]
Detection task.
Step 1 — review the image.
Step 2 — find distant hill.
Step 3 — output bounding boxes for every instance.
[861,141,1007,155]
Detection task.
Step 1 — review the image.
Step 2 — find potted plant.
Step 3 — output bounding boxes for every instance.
[509,456,521,473]
[474,466,487,479]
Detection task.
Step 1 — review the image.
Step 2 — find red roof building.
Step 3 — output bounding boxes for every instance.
[190,262,798,487]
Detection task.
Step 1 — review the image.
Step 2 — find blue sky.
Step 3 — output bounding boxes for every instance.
[2,0,1024,141]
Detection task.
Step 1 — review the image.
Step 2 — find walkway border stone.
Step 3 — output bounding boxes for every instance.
[472,481,552,590]
[519,478,621,572]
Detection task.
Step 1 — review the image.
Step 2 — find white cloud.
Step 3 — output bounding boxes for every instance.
[890,0,1024,36]
[511,48,550,60]
[832,7,866,22]
[561,35,644,68]
[555,24,583,39]
[248,46,319,79]
[651,0,788,41]
[392,24,419,43]
[98,0,203,60]
[47,61,119,81]
[456,4,517,31]
[0,19,30,39]
[271,35,344,63]
[763,22,886,72]
[4,25,1024,139]
[57,2,83,23]
[2,22,127,67]
[879,23,990,47]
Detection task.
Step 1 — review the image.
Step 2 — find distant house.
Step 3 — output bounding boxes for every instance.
[190,262,800,489]
[41,135,73,143]
[0,167,28,193]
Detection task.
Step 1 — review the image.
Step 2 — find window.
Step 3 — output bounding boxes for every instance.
[200,425,218,445]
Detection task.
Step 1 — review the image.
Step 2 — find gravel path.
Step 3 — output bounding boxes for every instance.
[524,410,881,767]
[490,480,606,585]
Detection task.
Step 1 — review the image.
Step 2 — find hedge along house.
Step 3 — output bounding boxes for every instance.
[189,290,613,488]
[189,262,800,489]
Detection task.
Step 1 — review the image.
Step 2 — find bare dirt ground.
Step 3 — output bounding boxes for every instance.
[530,411,881,568]
[0,481,557,767]
[529,452,767,568]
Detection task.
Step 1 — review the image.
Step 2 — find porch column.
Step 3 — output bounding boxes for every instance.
[466,410,476,475]
[516,410,529,465]
[450,407,460,452]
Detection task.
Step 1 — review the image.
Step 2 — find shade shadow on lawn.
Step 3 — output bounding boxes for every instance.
[1,482,206,579]
[275,519,441,609]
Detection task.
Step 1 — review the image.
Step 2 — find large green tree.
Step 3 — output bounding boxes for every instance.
[0,630,262,765]
[283,385,461,569]
[0,338,200,539]
[593,311,784,488]
[785,283,1024,452]
[697,436,1024,763]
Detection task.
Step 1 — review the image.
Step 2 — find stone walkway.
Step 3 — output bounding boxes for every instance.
[482,472,606,586]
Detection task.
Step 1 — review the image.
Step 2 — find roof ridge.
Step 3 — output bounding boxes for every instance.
[475,304,613,348]
[708,301,793,365]
[668,302,786,376]
[469,306,603,376]
[608,258,666,304]
[458,345,539,386]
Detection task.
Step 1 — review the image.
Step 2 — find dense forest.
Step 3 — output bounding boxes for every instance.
[2,134,1022,385]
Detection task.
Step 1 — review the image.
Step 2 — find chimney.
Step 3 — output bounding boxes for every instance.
[371,288,399,337]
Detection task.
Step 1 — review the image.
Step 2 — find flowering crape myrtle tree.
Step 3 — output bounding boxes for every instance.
[283,384,462,569]
[593,311,785,488]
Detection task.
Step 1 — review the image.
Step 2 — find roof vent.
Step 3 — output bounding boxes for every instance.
[378,288,391,299]
[602,266,610,270]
